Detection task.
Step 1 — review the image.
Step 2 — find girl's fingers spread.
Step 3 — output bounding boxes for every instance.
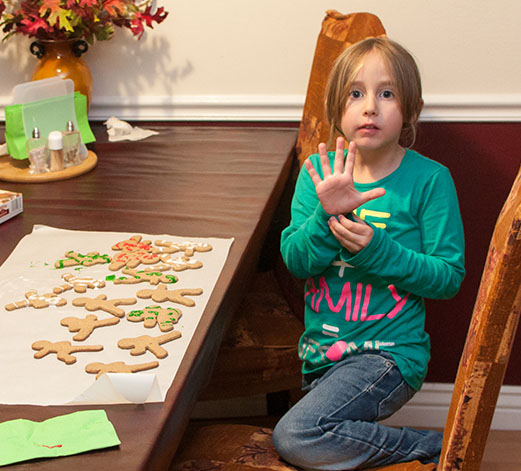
[333,137,346,173]
[304,158,321,185]
[361,187,386,204]
[343,141,357,175]
[318,142,328,159]
[318,142,332,178]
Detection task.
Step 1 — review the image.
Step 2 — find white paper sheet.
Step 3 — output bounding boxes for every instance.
[0,225,233,405]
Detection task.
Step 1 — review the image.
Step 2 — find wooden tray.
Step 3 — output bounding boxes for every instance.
[0,150,97,183]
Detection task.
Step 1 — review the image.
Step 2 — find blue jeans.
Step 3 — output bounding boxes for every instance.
[272,351,442,470]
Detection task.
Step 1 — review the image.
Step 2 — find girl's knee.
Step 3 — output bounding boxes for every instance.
[273,416,312,467]
[272,417,297,459]
[273,416,381,470]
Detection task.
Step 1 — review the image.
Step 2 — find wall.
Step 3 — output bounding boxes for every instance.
[0,0,520,122]
[414,123,521,386]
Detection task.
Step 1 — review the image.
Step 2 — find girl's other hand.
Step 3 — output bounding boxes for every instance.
[328,213,373,253]
[304,137,385,215]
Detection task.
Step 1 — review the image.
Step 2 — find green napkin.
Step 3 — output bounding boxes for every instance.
[0,410,120,466]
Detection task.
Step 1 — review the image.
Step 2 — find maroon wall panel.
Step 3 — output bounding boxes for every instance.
[414,122,520,384]
[121,121,521,385]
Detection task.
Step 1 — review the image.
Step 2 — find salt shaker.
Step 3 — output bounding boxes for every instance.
[26,127,49,174]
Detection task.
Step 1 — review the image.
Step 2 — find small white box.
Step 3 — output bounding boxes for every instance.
[0,190,23,224]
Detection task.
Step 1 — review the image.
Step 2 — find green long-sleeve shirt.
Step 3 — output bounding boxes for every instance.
[281,149,465,390]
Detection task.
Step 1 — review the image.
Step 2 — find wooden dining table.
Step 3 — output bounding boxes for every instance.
[0,123,298,470]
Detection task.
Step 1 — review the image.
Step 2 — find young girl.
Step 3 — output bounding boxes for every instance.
[272,38,465,469]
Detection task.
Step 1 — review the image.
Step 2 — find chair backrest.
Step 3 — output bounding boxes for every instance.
[277,10,387,321]
[438,164,521,470]
[295,10,386,167]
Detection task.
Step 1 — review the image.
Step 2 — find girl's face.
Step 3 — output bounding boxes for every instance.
[340,49,404,156]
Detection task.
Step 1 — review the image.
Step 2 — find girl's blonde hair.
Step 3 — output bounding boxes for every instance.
[325,37,424,148]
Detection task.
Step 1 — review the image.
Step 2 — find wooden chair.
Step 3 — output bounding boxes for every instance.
[198,10,386,406]
[173,162,521,470]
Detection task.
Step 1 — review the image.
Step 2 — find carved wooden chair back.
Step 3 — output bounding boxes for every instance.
[371,166,521,471]
[436,164,521,470]
[295,10,386,168]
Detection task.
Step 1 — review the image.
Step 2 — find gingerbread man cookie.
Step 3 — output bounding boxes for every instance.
[154,240,212,257]
[109,235,160,271]
[108,251,161,271]
[142,263,173,273]
[60,314,120,341]
[32,340,103,364]
[72,294,137,318]
[136,285,203,306]
[55,251,111,269]
[118,331,182,359]
[5,290,67,311]
[127,306,182,332]
[110,268,178,286]
[53,273,106,294]
[85,361,159,379]
[112,235,153,253]
[159,254,203,271]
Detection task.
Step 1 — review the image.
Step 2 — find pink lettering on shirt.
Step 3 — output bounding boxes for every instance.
[305,279,409,321]
[321,276,353,320]
[352,282,363,321]
[304,278,318,311]
[386,284,409,319]
[359,284,372,321]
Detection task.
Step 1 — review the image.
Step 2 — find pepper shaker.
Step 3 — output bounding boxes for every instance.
[48,130,65,172]
[62,121,81,167]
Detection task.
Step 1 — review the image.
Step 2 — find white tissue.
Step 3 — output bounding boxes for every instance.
[0,143,8,156]
[104,116,159,142]
[70,373,162,405]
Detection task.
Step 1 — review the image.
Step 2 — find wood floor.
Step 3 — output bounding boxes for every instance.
[481,430,521,470]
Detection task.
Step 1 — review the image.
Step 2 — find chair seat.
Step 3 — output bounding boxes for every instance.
[199,270,304,401]
[171,424,298,471]
[170,423,436,471]
[370,462,436,470]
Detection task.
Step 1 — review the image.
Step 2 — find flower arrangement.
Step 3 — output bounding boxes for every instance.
[0,0,168,44]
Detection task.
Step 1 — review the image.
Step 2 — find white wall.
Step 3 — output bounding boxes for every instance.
[1,0,520,121]
[192,383,521,431]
